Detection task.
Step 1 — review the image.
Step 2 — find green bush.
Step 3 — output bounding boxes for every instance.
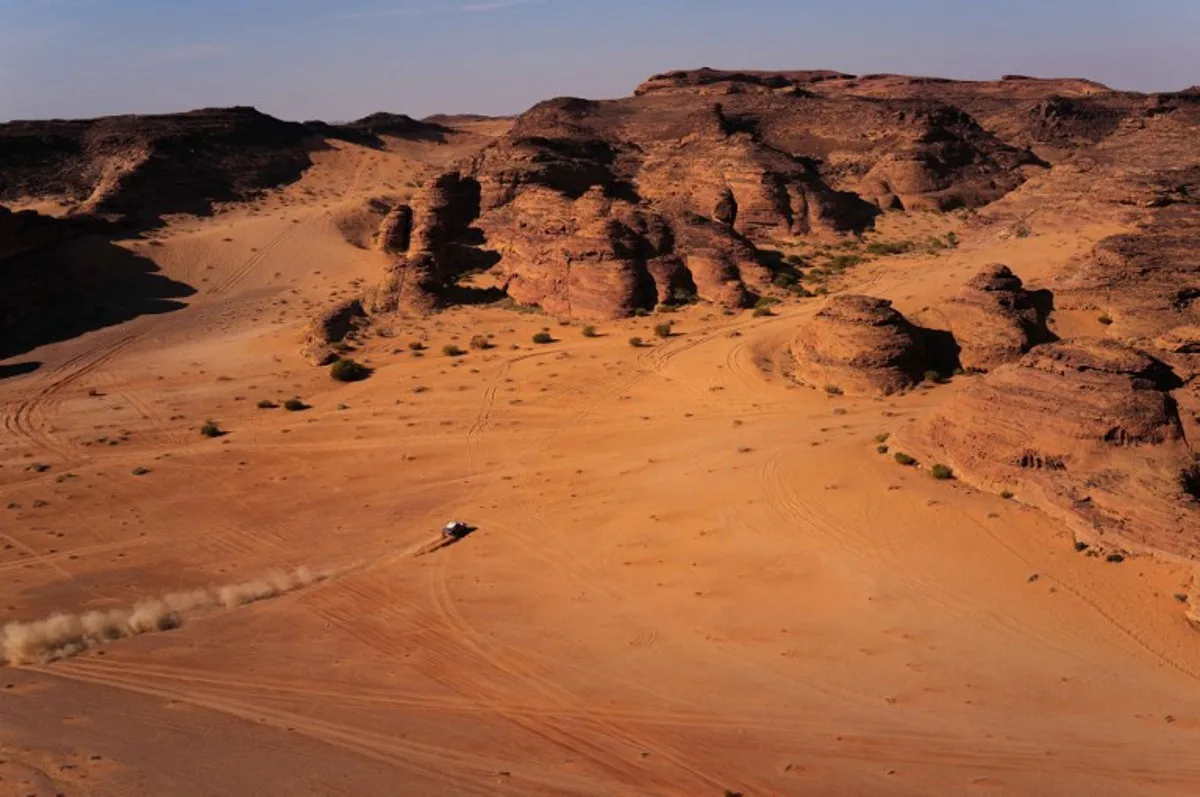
[754,296,780,309]
[532,331,554,344]
[442,344,465,357]
[753,306,775,317]
[581,325,598,338]
[864,240,914,256]
[894,452,917,466]
[653,322,673,338]
[873,432,890,444]
[930,464,954,480]
[826,254,865,270]
[330,358,371,382]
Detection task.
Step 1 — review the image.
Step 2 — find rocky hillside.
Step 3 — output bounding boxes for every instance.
[367,70,1069,318]
[0,107,451,224]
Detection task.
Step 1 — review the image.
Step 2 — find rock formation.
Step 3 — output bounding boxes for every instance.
[913,339,1199,557]
[942,264,1051,371]
[300,299,367,366]
[356,71,1050,319]
[375,205,413,253]
[792,295,929,395]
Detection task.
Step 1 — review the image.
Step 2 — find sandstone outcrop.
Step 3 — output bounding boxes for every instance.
[942,264,1051,371]
[375,204,413,253]
[792,295,929,395]
[913,339,1200,557]
[359,71,1050,319]
[300,299,367,365]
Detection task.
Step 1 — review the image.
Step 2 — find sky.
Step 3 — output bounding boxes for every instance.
[1,0,1197,122]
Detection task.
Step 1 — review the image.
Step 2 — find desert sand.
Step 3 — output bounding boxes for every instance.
[2,82,1200,796]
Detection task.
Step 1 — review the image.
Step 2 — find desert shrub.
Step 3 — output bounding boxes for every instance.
[256,399,277,409]
[469,334,493,350]
[532,331,554,344]
[1013,221,1032,238]
[874,432,890,444]
[442,344,465,357]
[667,285,697,305]
[1106,553,1125,563]
[930,464,954,480]
[924,370,949,384]
[131,466,151,476]
[865,240,914,256]
[653,322,673,338]
[1074,541,1089,552]
[1098,314,1114,326]
[330,358,371,382]
[199,420,223,438]
[581,325,598,338]
[823,384,843,396]
[753,306,775,317]
[755,296,780,309]
[772,271,798,288]
[894,452,917,466]
[1000,490,1015,500]
[944,231,959,248]
[877,445,889,454]
[283,398,308,412]
[628,336,646,347]
[408,340,426,351]
[826,254,865,270]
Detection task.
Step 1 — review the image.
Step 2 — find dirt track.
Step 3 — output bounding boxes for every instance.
[3,140,1200,797]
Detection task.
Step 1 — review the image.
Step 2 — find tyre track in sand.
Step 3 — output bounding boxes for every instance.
[2,333,142,462]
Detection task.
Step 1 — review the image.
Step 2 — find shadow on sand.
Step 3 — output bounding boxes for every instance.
[1,230,195,370]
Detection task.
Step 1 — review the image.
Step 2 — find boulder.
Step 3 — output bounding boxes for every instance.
[943,264,1050,371]
[792,295,928,395]
[301,299,367,365]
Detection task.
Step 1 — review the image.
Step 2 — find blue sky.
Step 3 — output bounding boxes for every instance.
[1,0,1196,122]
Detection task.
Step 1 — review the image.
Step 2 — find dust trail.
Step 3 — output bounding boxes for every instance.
[1,567,326,666]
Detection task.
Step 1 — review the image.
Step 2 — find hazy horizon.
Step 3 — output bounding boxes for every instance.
[1,0,1197,123]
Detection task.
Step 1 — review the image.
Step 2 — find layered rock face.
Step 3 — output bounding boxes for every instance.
[362,78,1044,318]
[792,295,928,395]
[942,264,1051,371]
[917,340,1199,557]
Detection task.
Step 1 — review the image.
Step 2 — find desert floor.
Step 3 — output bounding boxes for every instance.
[3,141,1200,797]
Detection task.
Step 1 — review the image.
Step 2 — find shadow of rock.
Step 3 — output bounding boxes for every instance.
[1,227,195,361]
[918,326,964,376]
[0,361,41,379]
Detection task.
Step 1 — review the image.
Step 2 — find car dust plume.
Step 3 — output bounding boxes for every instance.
[1,566,327,666]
